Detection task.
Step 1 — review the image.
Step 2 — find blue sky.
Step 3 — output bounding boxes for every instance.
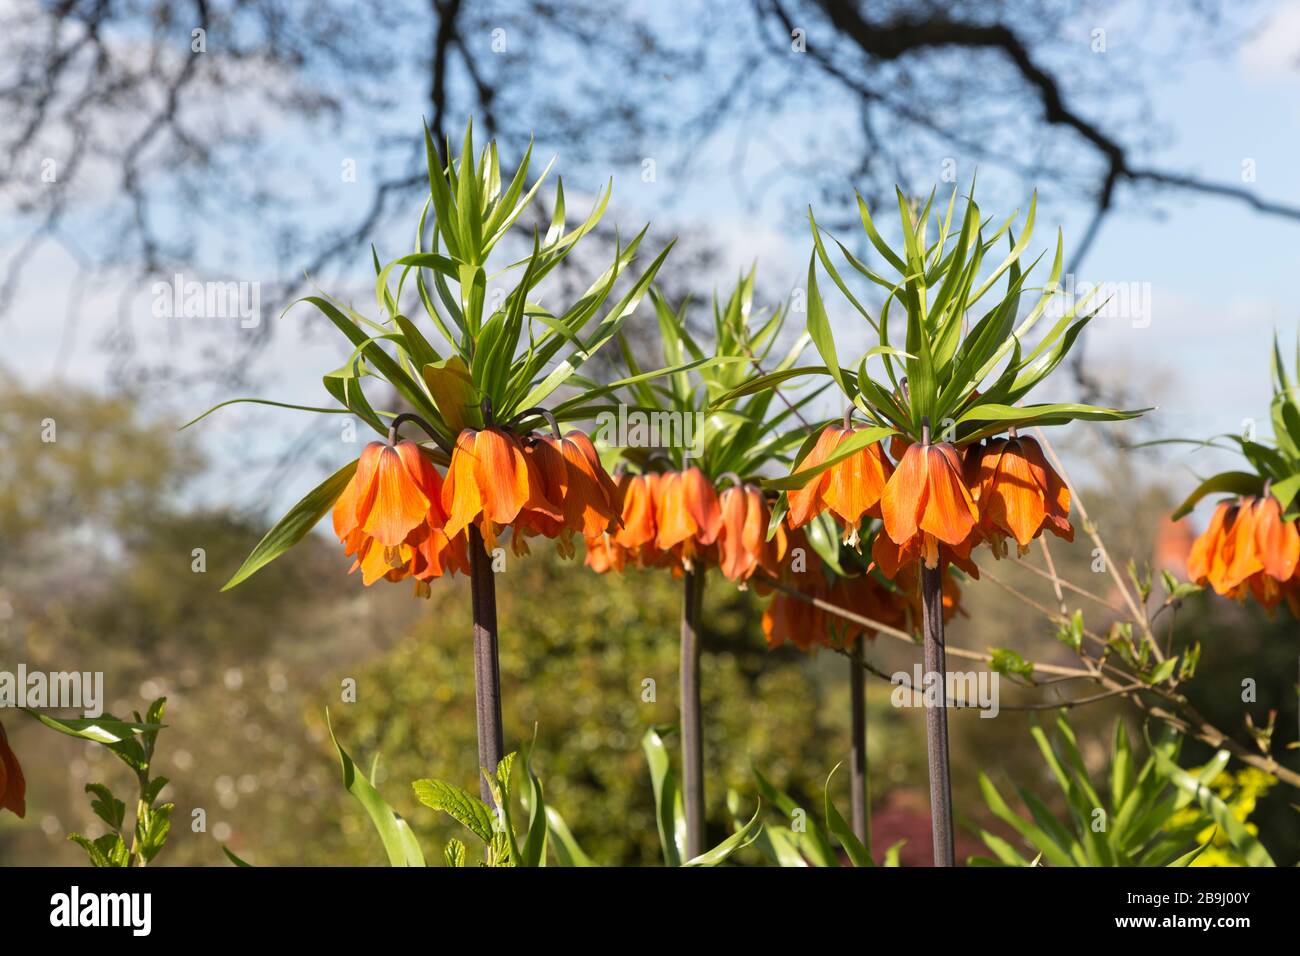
[7,0,1300,517]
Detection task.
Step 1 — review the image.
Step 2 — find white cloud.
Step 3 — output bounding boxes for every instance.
[1238,0,1300,80]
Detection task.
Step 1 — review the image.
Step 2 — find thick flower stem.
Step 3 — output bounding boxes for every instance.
[849,639,869,847]
[680,566,706,860]
[920,560,956,866]
[468,525,505,807]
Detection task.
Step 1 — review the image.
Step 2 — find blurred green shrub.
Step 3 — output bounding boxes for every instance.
[322,555,848,866]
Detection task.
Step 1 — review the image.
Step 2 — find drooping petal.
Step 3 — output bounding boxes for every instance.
[1187,501,1229,586]
[565,430,621,508]
[332,441,386,540]
[823,433,893,526]
[472,428,532,525]
[918,443,978,545]
[1020,437,1073,541]
[1222,498,1264,590]
[653,471,692,550]
[558,433,619,537]
[880,442,927,545]
[442,429,484,539]
[962,441,987,503]
[519,434,567,525]
[361,442,432,548]
[1253,495,1300,582]
[913,444,976,546]
[394,439,448,525]
[982,437,1046,547]
[717,486,749,581]
[615,474,657,549]
[786,425,844,528]
[681,467,723,545]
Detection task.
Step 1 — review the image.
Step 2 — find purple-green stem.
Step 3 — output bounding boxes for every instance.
[849,639,869,846]
[468,524,505,807]
[921,558,955,866]
[680,566,706,859]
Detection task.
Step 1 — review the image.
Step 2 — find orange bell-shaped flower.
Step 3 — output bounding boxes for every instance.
[718,483,782,584]
[584,470,681,574]
[786,425,844,528]
[614,472,659,551]
[970,435,1073,556]
[654,467,723,565]
[514,429,618,557]
[787,424,893,540]
[442,427,562,549]
[762,586,827,651]
[1187,492,1300,610]
[333,439,463,588]
[1187,498,1266,596]
[552,430,621,538]
[1252,494,1300,582]
[880,440,978,567]
[822,433,893,536]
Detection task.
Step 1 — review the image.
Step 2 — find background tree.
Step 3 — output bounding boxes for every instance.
[4,0,1298,394]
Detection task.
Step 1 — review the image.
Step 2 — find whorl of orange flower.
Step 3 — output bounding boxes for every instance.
[332,439,468,588]
[0,718,26,818]
[583,471,659,573]
[614,471,659,551]
[585,470,789,578]
[513,429,620,558]
[761,586,827,651]
[762,569,943,653]
[1187,495,1300,611]
[968,435,1073,557]
[717,482,788,584]
[786,424,893,541]
[654,467,723,567]
[1253,494,1300,582]
[582,529,627,574]
[871,525,981,581]
[442,427,561,551]
[880,439,978,567]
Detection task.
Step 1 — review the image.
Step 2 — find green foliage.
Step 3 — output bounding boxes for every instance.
[325,726,760,867]
[412,752,522,867]
[740,765,903,867]
[969,712,1275,867]
[757,187,1144,484]
[639,727,761,866]
[609,269,815,483]
[1164,765,1277,867]
[323,551,845,865]
[0,385,187,553]
[222,461,357,591]
[328,711,425,866]
[32,698,174,867]
[208,118,680,588]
